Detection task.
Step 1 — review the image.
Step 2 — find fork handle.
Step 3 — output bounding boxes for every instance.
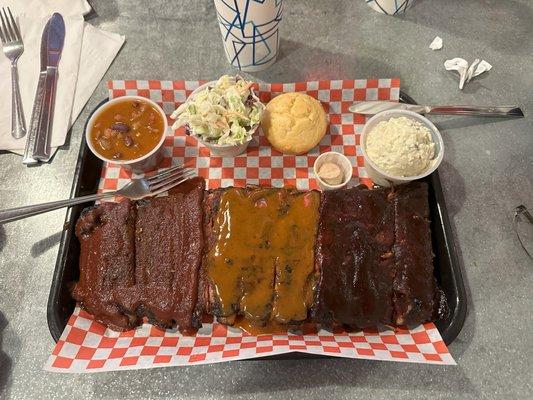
[11,63,26,139]
[0,192,115,224]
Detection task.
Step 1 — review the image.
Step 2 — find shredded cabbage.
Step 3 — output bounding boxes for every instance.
[170,75,265,145]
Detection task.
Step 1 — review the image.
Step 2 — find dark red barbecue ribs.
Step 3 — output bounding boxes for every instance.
[72,200,137,331]
[311,185,396,328]
[117,179,205,333]
[392,182,435,325]
[312,182,442,328]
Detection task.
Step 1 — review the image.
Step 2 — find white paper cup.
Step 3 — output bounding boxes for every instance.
[361,110,444,187]
[184,80,259,157]
[365,0,416,14]
[86,96,168,173]
[197,137,250,157]
[313,152,353,191]
[214,0,283,72]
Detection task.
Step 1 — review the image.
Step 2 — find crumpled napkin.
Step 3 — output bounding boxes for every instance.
[0,0,125,155]
[444,58,492,89]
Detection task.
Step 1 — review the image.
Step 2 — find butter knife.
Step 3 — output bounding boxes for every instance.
[349,101,525,118]
[22,16,50,164]
[23,13,65,164]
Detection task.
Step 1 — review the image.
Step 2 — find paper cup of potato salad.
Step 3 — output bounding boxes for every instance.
[361,110,444,187]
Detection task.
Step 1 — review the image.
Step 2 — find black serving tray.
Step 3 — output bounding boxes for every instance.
[47,93,467,345]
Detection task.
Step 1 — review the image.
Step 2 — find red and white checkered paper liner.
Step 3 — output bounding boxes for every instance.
[45,79,456,373]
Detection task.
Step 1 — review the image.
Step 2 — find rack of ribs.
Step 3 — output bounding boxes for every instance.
[117,178,205,333]
[72,178,446,334]
[312,182,441,328]
[201,187,320,328]
[312,185,396,328]
[392,182,435,325]
[72,200,137,331]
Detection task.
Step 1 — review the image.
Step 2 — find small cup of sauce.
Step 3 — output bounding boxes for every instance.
[85,96,168,172]
[313,151,353,191]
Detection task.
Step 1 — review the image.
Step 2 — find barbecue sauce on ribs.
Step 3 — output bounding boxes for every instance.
[312,182,440,328]
[206,187,320,327]
[72,200,137,331]
[117,179,205,333]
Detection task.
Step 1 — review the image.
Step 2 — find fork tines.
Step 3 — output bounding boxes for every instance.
[0,7,22,44]
[145,164,187,185]
[147,166,197,193]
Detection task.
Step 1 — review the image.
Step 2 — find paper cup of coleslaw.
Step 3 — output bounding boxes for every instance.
[171,77,263,157]
[188,81,256,157]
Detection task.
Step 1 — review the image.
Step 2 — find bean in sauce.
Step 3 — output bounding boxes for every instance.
[90,99,164,161]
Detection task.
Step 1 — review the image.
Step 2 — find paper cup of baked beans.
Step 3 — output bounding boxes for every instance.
[85,96,168,173]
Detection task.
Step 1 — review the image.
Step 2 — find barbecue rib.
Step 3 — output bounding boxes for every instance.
[117,179,205,333]
[311,185,396,328]
[202,187,320,327]
[72,200,137,331]
[392,182,435,325]
[312,182,442,328]
[198,187,226,322]
[205,187,278,326]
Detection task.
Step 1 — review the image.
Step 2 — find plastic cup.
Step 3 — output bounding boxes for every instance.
[214,0,283,72]
[365,0,416,14]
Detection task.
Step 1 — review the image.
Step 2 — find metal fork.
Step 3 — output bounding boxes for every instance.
[0,7,26,139]
[0,165,196,224]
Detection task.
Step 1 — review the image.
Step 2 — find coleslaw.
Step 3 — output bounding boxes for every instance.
[170,75,265,146]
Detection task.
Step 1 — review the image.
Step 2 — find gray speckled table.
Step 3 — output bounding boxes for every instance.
[0,0,532,399]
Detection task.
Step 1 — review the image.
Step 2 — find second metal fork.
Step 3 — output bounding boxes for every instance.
[0,165,196,224]
[0,7,26,139]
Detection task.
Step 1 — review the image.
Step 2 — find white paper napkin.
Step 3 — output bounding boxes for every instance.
[0,0,125,153]
[444,58,492,90]
[70,23,125,127]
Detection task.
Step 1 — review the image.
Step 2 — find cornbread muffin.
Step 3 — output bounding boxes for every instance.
[262,92,328,155]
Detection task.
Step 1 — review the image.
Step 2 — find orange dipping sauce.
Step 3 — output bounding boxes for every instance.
[90,98,164,161]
